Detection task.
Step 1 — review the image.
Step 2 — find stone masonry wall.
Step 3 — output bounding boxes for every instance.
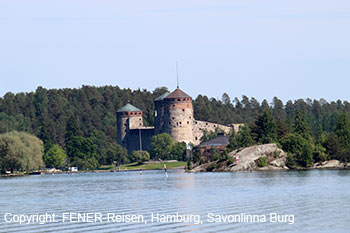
[192,120,242,145]
[163,101,194,144]
[117,114,128,147]
[128,115,143,129]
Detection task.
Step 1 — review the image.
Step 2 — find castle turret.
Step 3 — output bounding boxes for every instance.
[154,91,170,135]
[116,103,143,148]
[163,88,194,144]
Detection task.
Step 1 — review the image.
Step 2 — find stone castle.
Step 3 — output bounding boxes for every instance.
[116,87,240,152]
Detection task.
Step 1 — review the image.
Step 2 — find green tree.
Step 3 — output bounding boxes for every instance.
[89,130,128,165]
[282,133,314,167]
[235,126,255,148]
[275,117,289,140]
[65,116,81,144]
[39,124,52,153]
[187,159,192,170]
[0,131,44,172]
[334,113,350,150]
[129,150,150,164]
[150,133,174,160]
[43,144,66,168]
[66,136,98,170]
[104,142,129,165]
[313,144,328,163]
[324,133,342,160]
[228,129,238,150]
[293,111,311,139]
[171,142,186,161]
[252,109,277,144]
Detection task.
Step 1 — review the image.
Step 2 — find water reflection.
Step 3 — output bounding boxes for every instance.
[0,170,350,233]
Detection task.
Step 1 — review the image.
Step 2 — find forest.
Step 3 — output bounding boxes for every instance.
[0,85,350,170]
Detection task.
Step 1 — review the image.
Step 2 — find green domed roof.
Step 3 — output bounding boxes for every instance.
[154,92,170,101]
[117,103,142,113]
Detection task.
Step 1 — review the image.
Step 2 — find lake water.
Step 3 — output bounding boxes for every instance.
[0,170,349,233]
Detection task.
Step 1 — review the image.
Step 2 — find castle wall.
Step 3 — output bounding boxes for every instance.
[128,114,143,129]
[116,114,128,148]
[127,128,155,153]
[118,89,244,152]
[192,120,242,145]
[154,101,165,134]
[163,100,194,144]
[117,111,143,148]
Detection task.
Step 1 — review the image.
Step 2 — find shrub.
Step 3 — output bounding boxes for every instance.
[256,157,268,167]
[129,150,150,165]
[187,160,192,170]
[227,156,235,165]
[206,163,218,172]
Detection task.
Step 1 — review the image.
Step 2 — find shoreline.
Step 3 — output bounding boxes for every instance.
[0,166,186,177]
[2,165,350,178]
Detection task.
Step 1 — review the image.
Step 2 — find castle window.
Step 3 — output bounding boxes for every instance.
[195,137,198,140]
[139,123,142,126]
[173,104,175,107]
[187,121,189,124]
[214,125,216,127]
[178,99,180,101]
[172,117,175,120]
[180,121,182,124]
[206,123,208,126]
[139,118,141,121]
[182,109,185,112]
[189,116,191,119]
[195,121,197,124]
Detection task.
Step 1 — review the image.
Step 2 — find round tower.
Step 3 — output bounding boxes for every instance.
[116,103,143,148]
[154,91,170,135]
[163,88,194,144]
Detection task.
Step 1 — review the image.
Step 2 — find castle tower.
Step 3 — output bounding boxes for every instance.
[116,103,143,148]
[154,91,170,135]
[163,88,194,144]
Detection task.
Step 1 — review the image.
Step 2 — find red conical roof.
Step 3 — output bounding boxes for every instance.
[164,88,191,99]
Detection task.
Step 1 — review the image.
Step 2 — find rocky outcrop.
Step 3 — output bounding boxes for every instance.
[313,160,349,169]
[191,143,289,172]
[229,144,288,171]
[190,144,350,172]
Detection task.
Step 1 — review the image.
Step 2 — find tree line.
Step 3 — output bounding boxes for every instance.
[206,109,350,168]
[1,85,350,170]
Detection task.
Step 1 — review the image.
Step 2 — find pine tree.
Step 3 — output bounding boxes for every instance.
[253,109,277,144]
[335,113,350,150]
[293,110,311,140]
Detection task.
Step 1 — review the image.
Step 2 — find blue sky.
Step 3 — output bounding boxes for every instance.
[0,0,349,102]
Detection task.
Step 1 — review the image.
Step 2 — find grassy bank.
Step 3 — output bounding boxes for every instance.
[119,161,186,171]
